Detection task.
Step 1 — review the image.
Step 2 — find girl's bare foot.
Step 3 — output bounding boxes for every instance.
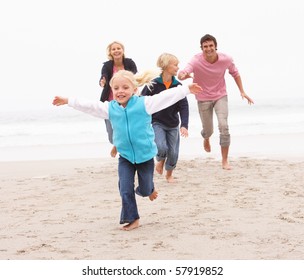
[121,219,140,231]
[222,160,232,170]
[204,138,211,152]
[166,170,175,183]
[155,160,165,175]
[149,190,158,201]
[110,146,117,157]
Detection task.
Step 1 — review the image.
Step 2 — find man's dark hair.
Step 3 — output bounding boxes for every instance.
[200,34,217,48]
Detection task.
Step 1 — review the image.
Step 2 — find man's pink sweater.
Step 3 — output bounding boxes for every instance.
[181,52,240,101]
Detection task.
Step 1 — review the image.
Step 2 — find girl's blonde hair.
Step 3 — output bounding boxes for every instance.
[106,41,125,60]
[156,53,179,71]
[109,70,160,91]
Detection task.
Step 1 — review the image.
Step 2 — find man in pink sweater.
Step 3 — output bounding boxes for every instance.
[178,34,254,170]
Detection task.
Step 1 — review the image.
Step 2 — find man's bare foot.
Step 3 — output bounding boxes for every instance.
[121,219,139,231]
[166,170,175,183]
[222,161,232,170]
[110,146,117,158]
[155,160,165,175]
[204,139,211,152]
[149,189,158,201]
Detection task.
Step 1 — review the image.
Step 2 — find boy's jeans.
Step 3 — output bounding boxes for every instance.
[153,122,180,171]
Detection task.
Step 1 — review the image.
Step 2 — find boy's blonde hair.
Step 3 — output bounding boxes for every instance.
[156,53,179,71]
[106,41,125,60]
[109,70,160,90]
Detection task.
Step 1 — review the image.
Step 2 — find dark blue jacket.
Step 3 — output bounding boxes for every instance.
[141,76,189,129]
[99,58,137,102]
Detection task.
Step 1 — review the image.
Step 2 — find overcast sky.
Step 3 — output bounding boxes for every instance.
[1,0,303,111]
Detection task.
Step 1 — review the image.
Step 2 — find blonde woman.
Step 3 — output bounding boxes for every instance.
[99,41,137,157]
[53,70,202,231]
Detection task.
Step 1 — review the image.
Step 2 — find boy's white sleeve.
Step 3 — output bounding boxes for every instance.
[144,85,190,115]
[68,98,109,119]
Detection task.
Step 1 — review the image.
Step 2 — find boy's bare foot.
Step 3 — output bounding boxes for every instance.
[204,138,211,152]
[222,160,232,170]
[121,219,139,231]
[110,146,117,157]
[166,175,175,183]
[166,170,175,183]
[155,160,165,175]
[149,189,158,201]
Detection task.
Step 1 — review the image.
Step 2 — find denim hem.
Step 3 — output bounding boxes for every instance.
[120,217,140,224]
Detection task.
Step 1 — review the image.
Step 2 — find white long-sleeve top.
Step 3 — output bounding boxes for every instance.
[68,84,190,118]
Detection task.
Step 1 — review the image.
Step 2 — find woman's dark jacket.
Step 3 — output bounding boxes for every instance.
[99,58,137,102]
[141,76,189,129]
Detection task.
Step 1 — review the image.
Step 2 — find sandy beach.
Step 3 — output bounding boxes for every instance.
[1,133,304,260]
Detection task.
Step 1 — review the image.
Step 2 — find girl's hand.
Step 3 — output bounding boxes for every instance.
[52,96,68,106]
[178,71,193,80]
[188,83,202,94]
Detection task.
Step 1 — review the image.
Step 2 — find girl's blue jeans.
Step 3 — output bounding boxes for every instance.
[118,156,155,224]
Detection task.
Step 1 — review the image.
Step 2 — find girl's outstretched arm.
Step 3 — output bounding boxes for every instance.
[145,83,202,115]
[53,96,109,119]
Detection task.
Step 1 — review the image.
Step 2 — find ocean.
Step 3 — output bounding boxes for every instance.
[1,97,304,161]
